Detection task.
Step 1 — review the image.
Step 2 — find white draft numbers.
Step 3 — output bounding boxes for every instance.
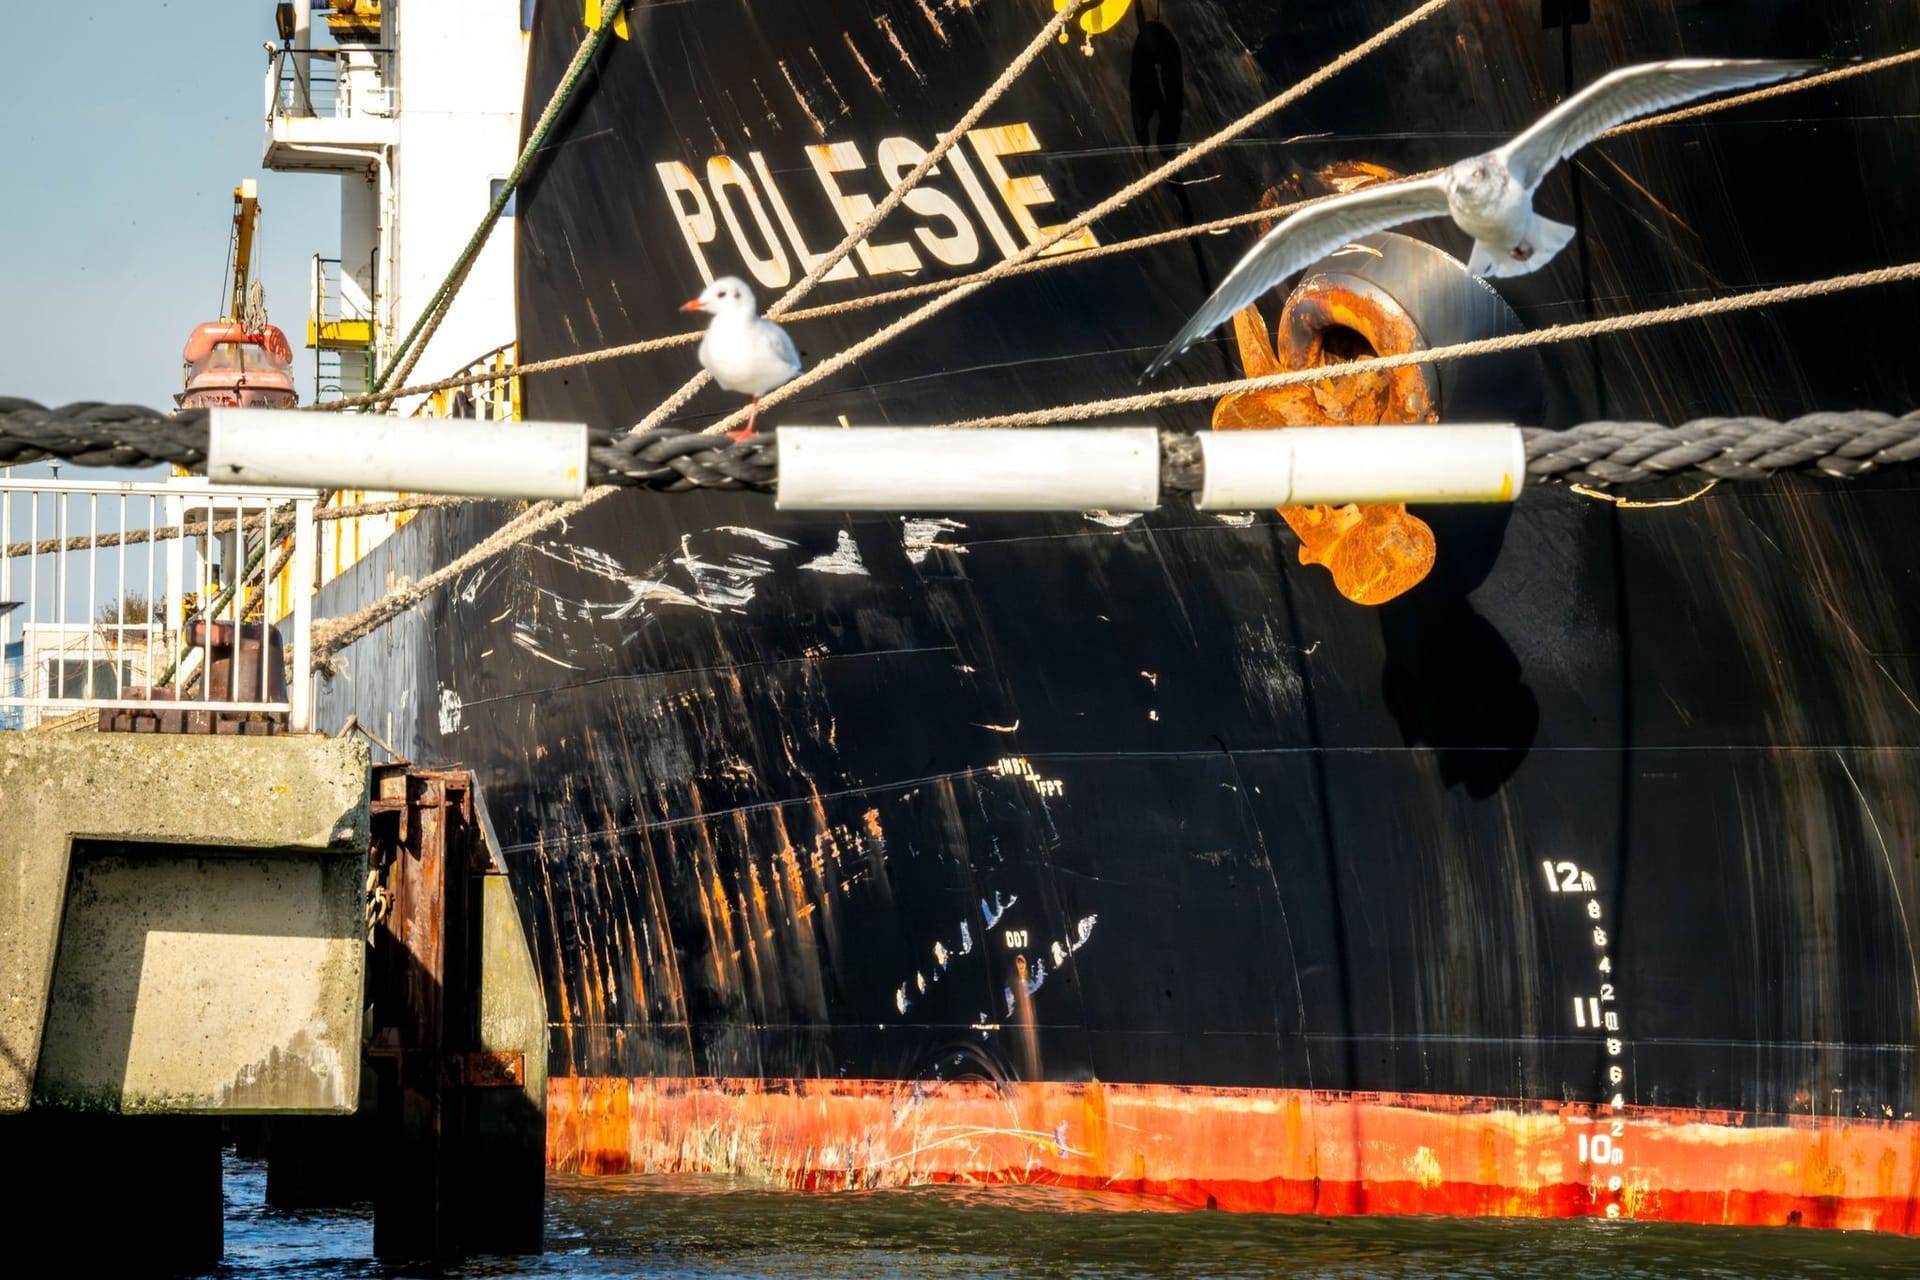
[1541,857,1632,1219]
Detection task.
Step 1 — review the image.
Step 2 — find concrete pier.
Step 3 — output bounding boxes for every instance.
[0,736,547,1266]
[0,734,367,1264]
[1,734,370,1116]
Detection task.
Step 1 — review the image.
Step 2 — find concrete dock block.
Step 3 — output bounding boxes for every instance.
[0,734,370,1114]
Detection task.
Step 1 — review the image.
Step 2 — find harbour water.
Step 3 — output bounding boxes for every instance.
[214,1155,1919,1277]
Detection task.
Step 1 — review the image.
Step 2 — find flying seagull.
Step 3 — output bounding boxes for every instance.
[1142,57,1821,380]
[681,275,803,435]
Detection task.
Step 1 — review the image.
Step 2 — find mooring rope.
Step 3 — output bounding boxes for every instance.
[695,0,1457,438]
[303,253,1920,658]
[11,400,1917,502]
[307,1,1108,654]
[314,201,1305,415]
[309,494,594,661]
[21,17,1918,665]
[2,508,284,559]
[625,0,1096,437]
[313,493,477,521]
[298,404,1920,660]
[310,43,1918,415]
[1520,412,1920,485]
[935,262,1920,429]
[361,8,625,404]
[1603,47,1920,136]
[306,1,1099,658]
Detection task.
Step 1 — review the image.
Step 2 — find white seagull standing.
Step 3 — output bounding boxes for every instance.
[1142,57,1821,379]
[681,275,803,434]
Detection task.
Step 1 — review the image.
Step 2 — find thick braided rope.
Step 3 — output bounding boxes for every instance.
[0,399,208,469]
[695,0,1458,437]
[316,0,1101,649]
[302,407,1920,660]
[8,407,1915,505]
[1521,411,1920,485]
[311,429,768,660]
[11,266,1920,493]
[937,262,1920,428]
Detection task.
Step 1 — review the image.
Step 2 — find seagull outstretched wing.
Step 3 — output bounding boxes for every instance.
[1499,57,1821,190]
[1142,175,1450,380]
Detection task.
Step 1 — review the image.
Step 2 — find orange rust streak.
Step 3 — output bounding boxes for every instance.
[1590,151,1698,240]
[547,1077,1920,1234]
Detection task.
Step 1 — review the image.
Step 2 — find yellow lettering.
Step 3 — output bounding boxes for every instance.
[945,145,1022,262]
[966,123,1099,258]
[804,141,924,277]
[748,151,858,282]
[875,137,980,269]
[706,155,793,290]
[655,161,717,285]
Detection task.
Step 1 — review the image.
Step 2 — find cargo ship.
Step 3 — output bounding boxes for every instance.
[284,0,1920,1231]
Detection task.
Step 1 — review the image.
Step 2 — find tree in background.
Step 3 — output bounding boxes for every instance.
[94,593,154,626]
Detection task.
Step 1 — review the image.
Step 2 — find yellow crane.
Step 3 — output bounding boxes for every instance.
[178,178,295,411]
[225,179,263,325]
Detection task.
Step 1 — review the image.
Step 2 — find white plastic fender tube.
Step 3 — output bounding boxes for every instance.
[1197,425,1525,509]
[777,426,1161,511]
[208,408,589,500]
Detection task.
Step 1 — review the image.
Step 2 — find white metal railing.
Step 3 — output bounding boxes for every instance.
[266,46,396,122]
[0,476,316,731]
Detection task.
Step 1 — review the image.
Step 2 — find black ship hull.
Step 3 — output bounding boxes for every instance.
[317,0,1920,1229]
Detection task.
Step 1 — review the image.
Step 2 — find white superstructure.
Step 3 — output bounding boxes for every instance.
[263,0,526,408]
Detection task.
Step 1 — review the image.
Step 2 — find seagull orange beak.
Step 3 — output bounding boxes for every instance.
[679,298,705,313]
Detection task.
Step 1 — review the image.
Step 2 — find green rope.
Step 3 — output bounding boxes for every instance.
[366,5,625,402]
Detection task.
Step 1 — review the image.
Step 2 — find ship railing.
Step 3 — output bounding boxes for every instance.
[310,255,376,349]
[266,45,396,122]
[0,475,318,732]
[411,342,520,422]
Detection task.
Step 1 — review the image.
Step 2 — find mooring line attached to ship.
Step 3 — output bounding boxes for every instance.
[315,42,1920,417]
[318,0,1452,418]
[935,262,1920,430]
[328,0,1101,420]
[11,262,1920,671]
[296,404,1920,658]
[8,402,1917,500]
[1,506,292,559]
[18,22,1918,658]
[692,0,1460,439]
[623,0,1104,437]
[285,1,1463,659]
[363,5,629,404]
[280,0,1115,656]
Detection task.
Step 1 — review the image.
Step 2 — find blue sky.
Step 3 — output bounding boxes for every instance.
[0,3,337,413]
[1,3,339,616]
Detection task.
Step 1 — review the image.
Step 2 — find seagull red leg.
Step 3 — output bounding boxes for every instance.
[728,397,761,442]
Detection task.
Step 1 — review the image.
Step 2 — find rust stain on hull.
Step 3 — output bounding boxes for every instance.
[548,1076,1920,1234]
